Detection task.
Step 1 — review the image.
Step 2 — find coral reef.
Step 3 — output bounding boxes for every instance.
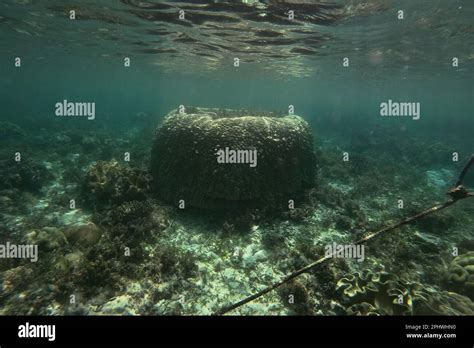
[62,222,103,249]
[278,279,313,315]
[458,239,474,254]
[147,245,198,281]
[444,251,474,300]
[0,107,472,317]
[25,228,68,252]
[416,211,456,234]
[0,121,26,143]
[82,160,152,207]
[0,266,35,301]
[150,107,316,210]
[336,270,474,315]
[262,230,286,251]
[281,205,313,222]
[0,158,52,193]
[0,188,26,215]
[348,127,448,169]
[414,291,474,316]
[105,200,153,225]
[221,209,258,234]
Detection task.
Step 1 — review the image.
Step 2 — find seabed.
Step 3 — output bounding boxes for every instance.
[1,113,473,316]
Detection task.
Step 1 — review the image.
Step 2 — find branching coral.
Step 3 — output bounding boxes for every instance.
[109,200,153,224]
[0,158,52,193]
[83,160,152,207]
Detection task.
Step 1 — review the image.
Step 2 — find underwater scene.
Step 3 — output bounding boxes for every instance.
[0,0,473,317]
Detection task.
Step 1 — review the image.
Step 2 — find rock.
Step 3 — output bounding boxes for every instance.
[25,228,67,251]
[62,222,102,248]
[150,107,316,210]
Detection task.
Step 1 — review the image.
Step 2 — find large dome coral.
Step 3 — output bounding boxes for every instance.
[150,107,316,210]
